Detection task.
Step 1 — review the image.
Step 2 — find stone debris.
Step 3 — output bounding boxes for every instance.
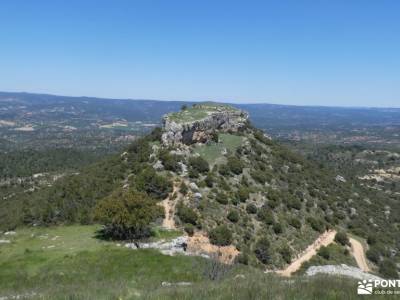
[335,175,346,183]
[306,264,382,281]
[0,292,37,300]
[161,281,192,287]
[0,240,10,244]
[4,231,16,236]
[153,160,164,171]
[125,236,188,256]
[189,182,199,191]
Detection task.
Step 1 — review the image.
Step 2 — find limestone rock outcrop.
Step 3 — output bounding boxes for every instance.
[161,104,249,146]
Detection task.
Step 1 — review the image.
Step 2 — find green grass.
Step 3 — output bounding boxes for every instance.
[168,103,239,123]
[0,225,385,299]
[194,133,244,164]
[150,227,183,241]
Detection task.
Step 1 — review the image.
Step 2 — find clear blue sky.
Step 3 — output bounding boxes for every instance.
[0,1,399,107]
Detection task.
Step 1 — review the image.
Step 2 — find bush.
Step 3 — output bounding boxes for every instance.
[280,245,292,264]
[177,203,198,225]
[273,222,283,234]
[334,231,350,246]
[94,190,163,241]
[159,151,180,172]
[184,224,195,236]
[216,193,229,205]
[180,182,188,195]
[246,203,257,214]
[367,234,377,245]
[135,167,172,200]
[189,156,209,174]
[307,217,325,233]
[287,197,302,210]
[227,156,243,174]
[251,170,270,184]
[209,225,233,246]
[257,206,274,225]
[236,252,249,265]
[289,217,301,229]
[318,246,330,259]
[204,173,214,188]
[237,187,249,202]
[379,259,399,278]
[227,210,239,223]
[254,237,271,264]
[366,247,381,264]
[218,164,230,176]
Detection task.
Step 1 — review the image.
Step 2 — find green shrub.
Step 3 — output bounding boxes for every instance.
[287,197,302,210]
[204,173,214,188]
[236,252,249,265]
[367,234,377,245]
[184,224,195,236]
[237,187,249,202]
[318,246,330,259]
[334,231,349,246]
[257,206,274,225]
[159,151,180,172]
[94,190,163,240]
[254,237,271,264]
[135,167,172,200]
[306,217,325,233]
[289,217,301,229]
[177,203,198,225]
[227,210,239,223]
[216,193,229,205]
[227,156,243,174]
[189,156,209,173]
[246,203,257,214]
[273,222,283,234]
[180,182,188,195]
[280,245,292,264]
[209,225,233,246]
[366,247,381,264]
[379,259,399,278]
[218,164,230,176]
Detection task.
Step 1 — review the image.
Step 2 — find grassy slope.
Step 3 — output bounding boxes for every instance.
[194,133,244,164]
[0,225,386,300]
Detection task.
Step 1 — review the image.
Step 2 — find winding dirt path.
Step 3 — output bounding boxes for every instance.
[274,230,371,277]
[275,230,337,277]
[160,184,179,230]
[349,237,370,272]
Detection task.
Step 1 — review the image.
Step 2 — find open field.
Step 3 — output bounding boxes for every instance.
[0,225,386,299]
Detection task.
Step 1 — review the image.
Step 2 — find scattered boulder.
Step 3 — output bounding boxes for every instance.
[189,182,199,191]
[153,160,164,171]
[335,175,346,183]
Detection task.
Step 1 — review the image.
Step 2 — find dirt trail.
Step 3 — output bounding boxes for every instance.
[349,237,370,272]
[160,184,179,230]
[275,230,337,277]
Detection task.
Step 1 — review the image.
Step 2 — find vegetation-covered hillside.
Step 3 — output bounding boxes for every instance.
[2,105,398,278]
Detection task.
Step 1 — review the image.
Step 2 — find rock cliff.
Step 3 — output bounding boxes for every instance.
[161,104,249,146]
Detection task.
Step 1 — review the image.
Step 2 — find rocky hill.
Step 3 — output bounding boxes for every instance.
[161,103,248,146]
[6,104,399,276]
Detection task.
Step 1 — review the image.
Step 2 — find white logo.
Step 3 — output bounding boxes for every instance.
[358,279,373,295]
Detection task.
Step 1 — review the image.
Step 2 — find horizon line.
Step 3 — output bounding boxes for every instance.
[1,90,399,110]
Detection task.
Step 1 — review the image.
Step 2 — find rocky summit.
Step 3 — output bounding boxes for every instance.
[161,103,248,146]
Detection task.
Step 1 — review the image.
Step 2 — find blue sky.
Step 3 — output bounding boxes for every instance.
[0,1,399,107]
